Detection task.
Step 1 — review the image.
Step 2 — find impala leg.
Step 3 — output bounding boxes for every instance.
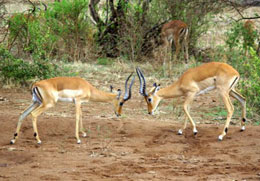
[182,92,197,135]
[31,104,53,144]
[173,36,181,63]
[230,89,247,131]
[178,106,189,135]
[183,35,189,63]
[75,101,82,144]
[79,108,87,137]
[218,91,234,141]
[168,39,173,77]
[10,103,40,144]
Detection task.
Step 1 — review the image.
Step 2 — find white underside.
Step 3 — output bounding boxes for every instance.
[56,89,83,103]
[196,86,216,96]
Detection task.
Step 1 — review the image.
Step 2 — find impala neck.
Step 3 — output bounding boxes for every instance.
[89,87,117,102]
[157,82,183,99]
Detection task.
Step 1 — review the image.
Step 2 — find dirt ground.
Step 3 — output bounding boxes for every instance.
[0,83,260,181]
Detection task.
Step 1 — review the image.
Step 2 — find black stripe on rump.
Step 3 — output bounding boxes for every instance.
[229,77,238,89]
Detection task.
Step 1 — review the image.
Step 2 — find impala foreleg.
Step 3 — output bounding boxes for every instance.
[75,101,82,144]
[173,36,181,62]
[10,102,40,144]
[182,92,197,135]
[230,89,247,131]
[79,108,87,137]
[218,91,234,141]
[178,106,189,135]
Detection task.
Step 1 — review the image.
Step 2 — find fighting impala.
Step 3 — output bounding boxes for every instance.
[10,74,135,144]
[161,20,189,63]
[137,62,247,141]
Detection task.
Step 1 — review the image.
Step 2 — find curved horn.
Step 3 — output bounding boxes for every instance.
[136,67,147,96]
[136,67,143,95]
[123,73,135,101]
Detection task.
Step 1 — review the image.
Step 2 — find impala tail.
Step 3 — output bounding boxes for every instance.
[19,87,42,121]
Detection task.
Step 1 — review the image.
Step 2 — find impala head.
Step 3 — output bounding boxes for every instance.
[136,68,161,115]
[112,73,135,117]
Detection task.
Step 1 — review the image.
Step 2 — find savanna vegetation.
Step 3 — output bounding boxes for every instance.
[0,0,259,122]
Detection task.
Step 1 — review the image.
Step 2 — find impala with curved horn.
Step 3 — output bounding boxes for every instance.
[11,74,135,144]
[136,62,247,141]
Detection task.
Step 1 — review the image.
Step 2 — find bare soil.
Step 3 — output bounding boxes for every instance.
[0,84,260,181]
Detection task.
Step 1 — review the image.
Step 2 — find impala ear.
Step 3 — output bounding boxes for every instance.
[155,86,160,93]
[151,83,160,94]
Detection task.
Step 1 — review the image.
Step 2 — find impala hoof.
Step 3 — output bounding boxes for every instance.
[10,139,15,144]
[240,126,245,132]
[193,128,198,135]
[82,133,87,138]
[178,129,183,135]
[218,135,223,141]
[37,141,42,144]
[77,140,81,144]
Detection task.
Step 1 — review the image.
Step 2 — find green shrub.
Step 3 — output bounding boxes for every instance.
[45,0,94,61]
[7,0,94,61]
[0,47,60,87]
[225,22,260,119]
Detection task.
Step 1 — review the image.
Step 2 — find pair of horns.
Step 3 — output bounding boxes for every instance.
[136,68,148,97]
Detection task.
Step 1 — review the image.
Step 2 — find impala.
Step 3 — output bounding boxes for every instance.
[10,74,135,144]
[161,20,189,63]
[136,62,247,141]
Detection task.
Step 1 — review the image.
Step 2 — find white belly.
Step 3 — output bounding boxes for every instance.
[57,89,83,102]
[196,77,216,96]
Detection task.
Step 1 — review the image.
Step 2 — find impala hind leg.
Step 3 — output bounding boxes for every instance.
[31,104,53,144]
[218,91,234,141]
[230,89,247,131]
[10,102,40,144]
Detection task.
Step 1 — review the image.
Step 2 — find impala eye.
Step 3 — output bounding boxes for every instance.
[148,98,152,103]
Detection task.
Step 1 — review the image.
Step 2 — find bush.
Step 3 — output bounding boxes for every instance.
[225,22,260,119]
[0,47,60,87]
[7,0,94,61]
[44,0,94,61]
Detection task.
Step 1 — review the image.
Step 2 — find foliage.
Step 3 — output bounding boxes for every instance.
[225,22,260,118]
[226,21,258,52]
[7,0,94,61]
[45,0,94,61]
[0,47,60,86]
